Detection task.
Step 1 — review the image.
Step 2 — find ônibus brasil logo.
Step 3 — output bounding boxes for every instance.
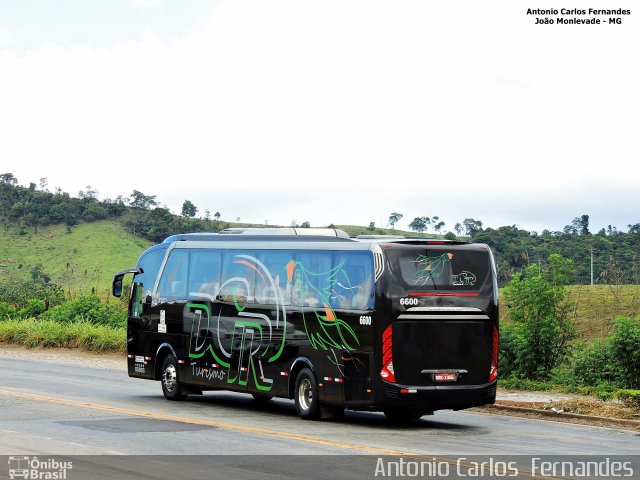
[8,456,73,480]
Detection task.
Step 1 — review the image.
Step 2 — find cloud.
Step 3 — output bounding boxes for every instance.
[1,1,639,234]
[0,26,12,48]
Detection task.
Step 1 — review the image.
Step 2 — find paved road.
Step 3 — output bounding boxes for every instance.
[0,357,638,478]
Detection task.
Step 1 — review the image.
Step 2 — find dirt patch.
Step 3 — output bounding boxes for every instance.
[496,397,639,420]
[0,343,125,371]
[537,398,639,419]
[473,395,640,432]
[475,404,640,432]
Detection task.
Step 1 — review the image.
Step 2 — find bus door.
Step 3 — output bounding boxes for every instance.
[152,248,191,376]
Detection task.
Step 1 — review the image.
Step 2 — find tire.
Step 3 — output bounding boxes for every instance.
[161,354,186,401]
[294,368,321,420]
[251,393,274,402]
[383,408,425,423]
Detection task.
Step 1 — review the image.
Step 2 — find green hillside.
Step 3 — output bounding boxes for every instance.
[2,219,638,342]
[500,284,640,342]
[0,220,152,296]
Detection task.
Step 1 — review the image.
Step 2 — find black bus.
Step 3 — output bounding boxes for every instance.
[113,228,499,421]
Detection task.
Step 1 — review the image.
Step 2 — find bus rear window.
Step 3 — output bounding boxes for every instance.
[389,247,490,290]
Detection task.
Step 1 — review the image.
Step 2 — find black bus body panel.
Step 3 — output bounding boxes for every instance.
[367,242,498,411]
[122,237,498,414]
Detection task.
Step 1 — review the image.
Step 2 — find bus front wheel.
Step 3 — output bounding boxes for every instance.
[294,368,321,420]
[161,354,186,401]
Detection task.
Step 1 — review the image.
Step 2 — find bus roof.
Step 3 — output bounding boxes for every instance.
[162,228,350,244]
[355,236,470,246]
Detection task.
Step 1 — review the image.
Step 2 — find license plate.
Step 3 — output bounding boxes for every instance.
[434,373,458,382]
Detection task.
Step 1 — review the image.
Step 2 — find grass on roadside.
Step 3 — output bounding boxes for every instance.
[0,318,125,353]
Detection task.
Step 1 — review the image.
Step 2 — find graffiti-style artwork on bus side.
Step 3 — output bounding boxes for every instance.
[187,254,288,393]
[411,252,453,285]
[187,254,363,390]
[286,259,360,375]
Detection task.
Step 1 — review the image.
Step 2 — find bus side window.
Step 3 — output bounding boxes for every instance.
[255,250,293,306]
[333,252,374,310]
[188,250,221,299]
[293,251,332,307]
[158,250,189,300]
[219,250,257,304]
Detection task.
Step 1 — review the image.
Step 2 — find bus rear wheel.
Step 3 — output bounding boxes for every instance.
[161,354,186,401]
[294,368,320,420]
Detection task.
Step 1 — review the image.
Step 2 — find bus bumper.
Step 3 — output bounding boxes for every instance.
[374,380,497,411]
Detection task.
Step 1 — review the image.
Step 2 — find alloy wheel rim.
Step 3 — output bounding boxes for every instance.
[298,378,312,411]
[163,364,177,392]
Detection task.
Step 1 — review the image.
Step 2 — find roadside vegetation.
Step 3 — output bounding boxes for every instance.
[499,254,640,412]
[0,279,126,353]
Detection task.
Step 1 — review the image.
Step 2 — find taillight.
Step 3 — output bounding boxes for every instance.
[489,325,499,382]
[380,325,396,383]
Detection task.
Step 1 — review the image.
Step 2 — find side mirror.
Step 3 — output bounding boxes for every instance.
[112,267,144,298]
[113,275,124,297]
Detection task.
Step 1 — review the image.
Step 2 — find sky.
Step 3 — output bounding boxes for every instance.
[1,0,638,234]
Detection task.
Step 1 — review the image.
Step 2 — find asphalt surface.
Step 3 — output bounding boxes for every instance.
[0,356,638,478]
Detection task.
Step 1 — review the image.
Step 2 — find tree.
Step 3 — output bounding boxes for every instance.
[454,223,463,236]
[462,218,483,237]
[501,255,577,380]
[566,215,590,235]
[214,212,221,221]
[368,221,376,231]
[579,214,590,235]
[130,190,157,210]
[388,212,403,230]
[300,221,311,228]
[433,218,445,234]
[181,199,198,218]
[78,185,98,201]
[0,173,18,185]
[408,217,427,233]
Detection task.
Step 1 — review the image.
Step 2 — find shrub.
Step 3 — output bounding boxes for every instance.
[38,295,126,327]
[571,316,640,390]
[571,340,623,388]
[502,255,577,380]
[18,299,47,318]
[498,322,518,378]
[0,302,17,320]
[609,317,640,389]
[615,390,640,409]
[0,279,65,311]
